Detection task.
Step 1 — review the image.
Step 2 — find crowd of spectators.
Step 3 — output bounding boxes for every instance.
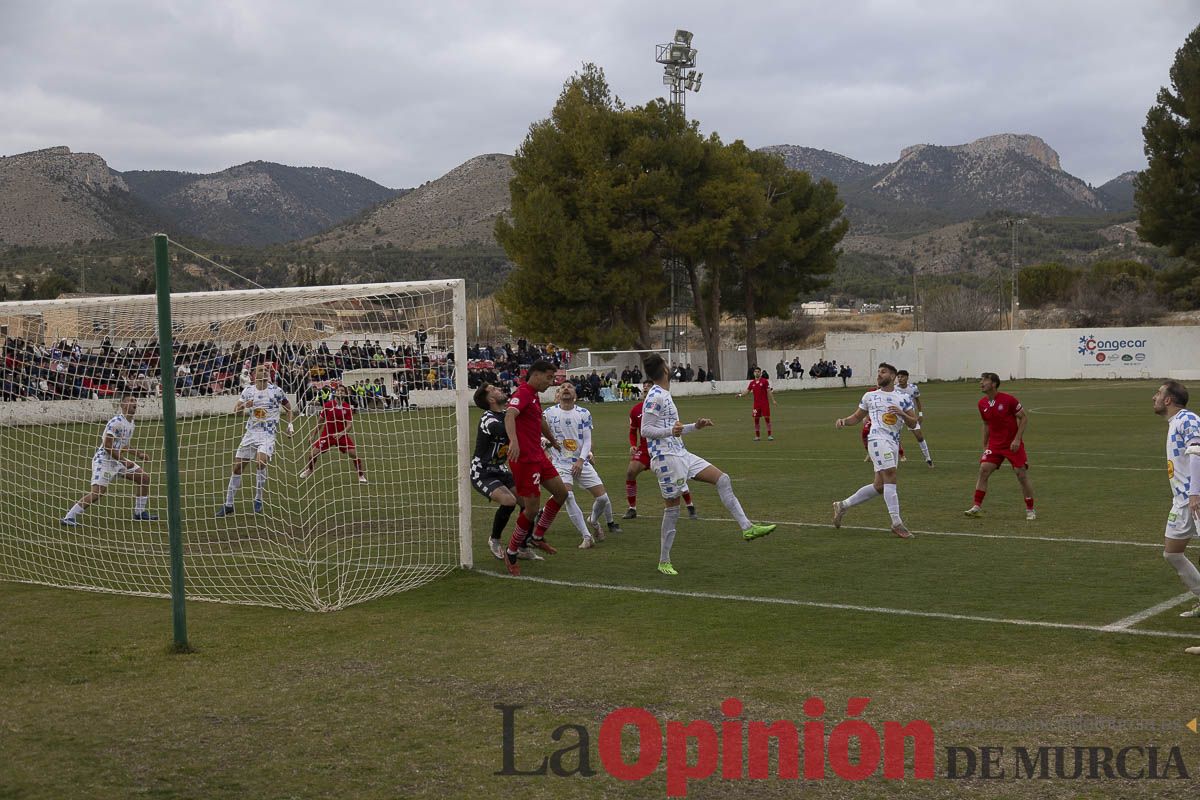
[1,335,456,404]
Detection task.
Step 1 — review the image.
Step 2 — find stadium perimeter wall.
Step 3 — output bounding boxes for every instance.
[677,325,1200,385]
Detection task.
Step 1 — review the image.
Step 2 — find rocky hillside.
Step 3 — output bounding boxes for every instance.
[307,154,513,251]
[123,162,402,246]
[760,134,1126,227]
[1096,171,1138,213]
[0,146,156,246]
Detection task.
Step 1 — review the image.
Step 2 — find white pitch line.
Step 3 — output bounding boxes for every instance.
[479,572,1198,640]
[777,519,1162,548]
[1102,593,1196,631]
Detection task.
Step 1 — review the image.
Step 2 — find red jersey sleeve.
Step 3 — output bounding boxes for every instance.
[629,404,641,447]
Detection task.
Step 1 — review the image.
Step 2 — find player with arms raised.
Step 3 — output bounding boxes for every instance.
[1151,380,1200,621]
[501,360,568,575]
[963,372,1035,520]
[217,363,294,517]
[737,367,775,441]
[543,382,621,548]
[625,378,696,520]
[299,383,366,483]
[832,363,918,538]
[895,369,933,466]
[61,392,157,526]
[641,354,775,575]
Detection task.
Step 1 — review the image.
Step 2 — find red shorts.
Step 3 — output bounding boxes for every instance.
[510,453,560,496]
[981,443,1028,469]
[315,434,356,453]
[752,406,770,420]
[631,445,650,468]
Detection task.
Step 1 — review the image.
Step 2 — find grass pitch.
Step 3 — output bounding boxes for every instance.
[3,379,1200,799]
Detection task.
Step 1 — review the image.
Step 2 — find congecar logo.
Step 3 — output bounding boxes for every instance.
[1077,335,1148,366]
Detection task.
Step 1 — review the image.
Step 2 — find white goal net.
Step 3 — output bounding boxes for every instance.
[0,279,470,611]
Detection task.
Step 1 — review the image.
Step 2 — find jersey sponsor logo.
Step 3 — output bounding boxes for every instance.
[882,412,898,426]
[1168,461,1175,479]
[562,438,578,451]
[254,408,267,419]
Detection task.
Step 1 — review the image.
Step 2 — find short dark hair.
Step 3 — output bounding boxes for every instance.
[473,384,493,411]
[644,354,667,382]
[897,369,909,377]
[1162,380,1189,408]
[528,360,556,375]
[878,362,897,375]
[981,372,1001,388]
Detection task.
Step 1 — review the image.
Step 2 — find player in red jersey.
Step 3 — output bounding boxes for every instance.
[625,379,696,519]
[964,372,1035,520]
[299,383,366,483]
[738,367,775,441]
[502,360,569,575]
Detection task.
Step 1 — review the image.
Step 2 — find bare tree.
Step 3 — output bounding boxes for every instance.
[922,286,1000,331]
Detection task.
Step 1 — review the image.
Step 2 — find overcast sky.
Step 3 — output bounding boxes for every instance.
[1,1,1195,188]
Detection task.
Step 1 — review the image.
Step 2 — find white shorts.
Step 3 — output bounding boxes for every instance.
[91,455,141,487]
[554,460,603,490]
[1165,503,1199,540]
[236,431,277,461]
[867,437,900,473]
[653,451,712,500]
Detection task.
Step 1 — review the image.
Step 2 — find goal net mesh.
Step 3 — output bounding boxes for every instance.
[0,277,468,611]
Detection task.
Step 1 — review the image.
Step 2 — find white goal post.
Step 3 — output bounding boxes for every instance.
[0,278,471,612]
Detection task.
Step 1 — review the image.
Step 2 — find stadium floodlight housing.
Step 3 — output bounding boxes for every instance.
[674,29,693,46]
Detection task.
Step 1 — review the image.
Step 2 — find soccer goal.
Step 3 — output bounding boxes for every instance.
[0,269,470,612]
[583,349,670,374]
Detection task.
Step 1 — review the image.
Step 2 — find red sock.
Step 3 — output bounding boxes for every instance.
[533,498,561,538]
[626,480,637,507]
[507,512,530,553]
[305,453,318,472]
[1025,496,1035,510]
[899,444,905,457]
[754,419,761,435]
[682,490,693,505]
[974,490,986,507]
[766,421,772,435]
[353,458,364,476]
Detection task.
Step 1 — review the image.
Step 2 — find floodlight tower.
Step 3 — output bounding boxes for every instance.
[656,29,703,116]
[1007,218,1027,330]
[655,29,703,359]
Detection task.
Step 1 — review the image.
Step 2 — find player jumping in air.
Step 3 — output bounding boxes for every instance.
[832,363,918,538]
[1151,380,1200,621]
[641,354,775,575]
[61,392,157,526]
[738,366,775,441]
[217,363,294,517]
[625,378,696,520]
[543,382,622,549]
[501,360,569,575]
[299,383,366,483]
[963,372,1035,520]
[895,370,933,467]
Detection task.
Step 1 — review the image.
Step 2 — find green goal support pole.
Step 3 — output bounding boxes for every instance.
[154,233,189,650]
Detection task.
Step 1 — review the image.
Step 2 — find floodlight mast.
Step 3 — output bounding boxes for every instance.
[655,29,703,363]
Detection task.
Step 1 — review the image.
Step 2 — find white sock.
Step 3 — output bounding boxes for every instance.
[919,440,931,460]
[843,484,880,508]
[225,475,242,506]
[660,505,680,562]
[591,493,612,525]
[716,474,752,531]
[255,468,268,501]
[883,483,902,525]
[1165,551,1200,596]
[134,496,148,513]
[564,492,592,539]
[66,503,84,520]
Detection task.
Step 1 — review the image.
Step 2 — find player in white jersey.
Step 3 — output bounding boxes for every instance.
[832,363,918,538]
[895,369,933,467]
[542,382,621,549]
[61,393,157,526]
[217,364,294,517]
[1152,380,1200,625]
[640,354,775,575]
